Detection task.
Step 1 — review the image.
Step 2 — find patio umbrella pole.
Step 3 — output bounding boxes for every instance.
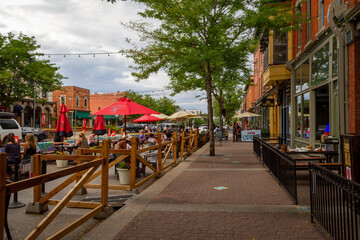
[124,115,127,138]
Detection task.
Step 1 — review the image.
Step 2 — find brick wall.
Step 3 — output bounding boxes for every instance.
[90,91,125,114]
[52,86,91,116]
[253,48,264,101]
[348,36,360,133]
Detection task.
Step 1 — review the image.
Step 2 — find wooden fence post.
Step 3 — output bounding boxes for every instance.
[130,137,137,189]
[189,129,193,153]
[194,129,198,150]
[33,154,42,203]
[101,140,109,206]
[181,131,185,159]
[173,132,177,163]
[157,132,162,171]
[0,153,7,240]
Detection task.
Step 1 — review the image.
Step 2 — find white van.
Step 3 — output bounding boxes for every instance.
[0,112,22,143]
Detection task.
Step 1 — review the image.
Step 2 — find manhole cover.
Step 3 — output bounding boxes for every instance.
[232,161,240,164]
[223,158,230,160]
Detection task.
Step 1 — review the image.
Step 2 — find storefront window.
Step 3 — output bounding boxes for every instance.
[311,43,329,85]
[302,92,310,139]
[296,95,301,137]
[315,84,329,140]
[295,60,310,93]
[295,67,302,94]
[332,37,338,77]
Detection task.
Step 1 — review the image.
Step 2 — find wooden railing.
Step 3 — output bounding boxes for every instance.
[82,130,198,191]
[1,153,105,240]
[1,130,198,240]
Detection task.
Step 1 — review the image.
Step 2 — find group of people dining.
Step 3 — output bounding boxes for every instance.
[1,133,40,180]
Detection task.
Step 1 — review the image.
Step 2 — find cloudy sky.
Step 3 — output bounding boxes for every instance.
[0,0,208,112]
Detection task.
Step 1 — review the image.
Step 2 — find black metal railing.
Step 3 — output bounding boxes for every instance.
[309,163,360,240]
[253,137,261,160]
[262,140,297,204]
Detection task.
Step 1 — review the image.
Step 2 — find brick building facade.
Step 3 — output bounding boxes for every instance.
[52,86,91,127]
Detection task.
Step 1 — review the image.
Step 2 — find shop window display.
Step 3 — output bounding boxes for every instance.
[315,85,329,141]
[302,92,310,139]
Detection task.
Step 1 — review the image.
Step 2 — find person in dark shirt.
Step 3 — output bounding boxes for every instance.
[4,133,20,176]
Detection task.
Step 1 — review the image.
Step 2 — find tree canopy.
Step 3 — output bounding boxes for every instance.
[106,0,296,155]
[0,32,64,109]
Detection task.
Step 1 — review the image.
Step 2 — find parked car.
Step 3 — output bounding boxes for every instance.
[120,123,145,133]
[0,112,22,143]
[21,127,50,142]
[145,124,156,132]
[198,125,209,133]
[156,123,179,132]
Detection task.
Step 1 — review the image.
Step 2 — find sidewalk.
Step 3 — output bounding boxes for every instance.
[83,140,331,240]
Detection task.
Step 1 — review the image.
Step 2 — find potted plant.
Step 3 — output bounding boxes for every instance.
[55,151,68,168]
[116,161,131,185]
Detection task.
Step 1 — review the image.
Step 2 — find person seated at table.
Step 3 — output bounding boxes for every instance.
[161,130,168,143]
[147,133,158,145]
[76,132,89,148]
[4,133,20,179]
[88,133,98,147]
[139,130,146,144]
[23,134,38,160]
[115,137,131,150]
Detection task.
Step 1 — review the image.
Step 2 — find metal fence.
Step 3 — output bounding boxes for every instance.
[261,140,297,204]
[310,163,360,240]
[253,137,261,160]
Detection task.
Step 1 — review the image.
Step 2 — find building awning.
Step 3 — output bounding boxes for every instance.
[103,115,116,120]
[75,111,92,119]
[13,105,24,113]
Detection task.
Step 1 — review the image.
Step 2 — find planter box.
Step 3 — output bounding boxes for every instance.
[116,168,130,185]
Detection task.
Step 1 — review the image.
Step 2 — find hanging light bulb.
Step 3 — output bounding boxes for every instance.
[93,54,95,57]
[79,54,81,57]
[64,55,66,57]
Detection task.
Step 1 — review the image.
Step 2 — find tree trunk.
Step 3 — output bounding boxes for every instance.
[206,61,215,156]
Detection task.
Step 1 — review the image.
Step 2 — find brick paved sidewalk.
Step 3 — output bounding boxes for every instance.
[83,140,331,240]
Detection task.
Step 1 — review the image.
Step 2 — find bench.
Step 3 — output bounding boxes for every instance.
[296,162,342,174]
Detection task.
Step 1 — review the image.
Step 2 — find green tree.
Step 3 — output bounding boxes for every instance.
[0,33,64,109]
[106,0,296,155]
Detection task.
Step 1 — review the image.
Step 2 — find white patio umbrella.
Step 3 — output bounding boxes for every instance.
[151,113,169,120]
[168,110,199,119]
[238,112,261,118]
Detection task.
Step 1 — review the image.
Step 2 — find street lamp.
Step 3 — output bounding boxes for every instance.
[29,57,36,128]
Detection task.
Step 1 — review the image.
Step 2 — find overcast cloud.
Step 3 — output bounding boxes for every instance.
[0,0,207,112]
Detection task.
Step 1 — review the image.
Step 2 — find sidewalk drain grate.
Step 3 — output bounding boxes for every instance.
[223,158,230,160]
[232,161,240,164]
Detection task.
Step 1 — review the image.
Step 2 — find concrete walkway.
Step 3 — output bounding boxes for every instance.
[83,140,331,240]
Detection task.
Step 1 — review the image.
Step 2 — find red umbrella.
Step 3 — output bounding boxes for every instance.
[55,104,73,139]
[133,114,162,123]
[93,97,159,136]
[92,115,106,135]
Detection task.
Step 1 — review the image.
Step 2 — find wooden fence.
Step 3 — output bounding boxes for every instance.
[1,130,198,239]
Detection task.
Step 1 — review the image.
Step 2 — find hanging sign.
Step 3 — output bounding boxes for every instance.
[261,99,275,107]
[241,130,261,142]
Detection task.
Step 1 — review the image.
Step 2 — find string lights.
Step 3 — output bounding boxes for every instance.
[41,52,120,58]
